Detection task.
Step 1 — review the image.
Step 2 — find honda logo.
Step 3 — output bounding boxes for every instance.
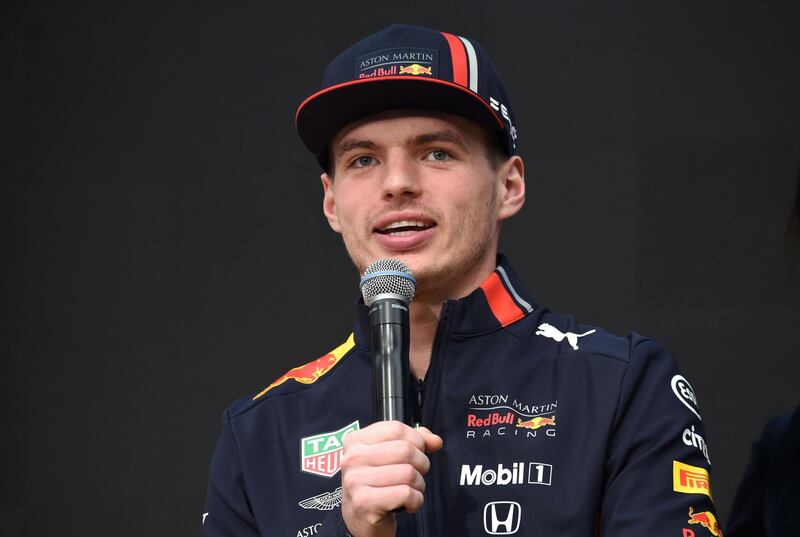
[483,501,521,535]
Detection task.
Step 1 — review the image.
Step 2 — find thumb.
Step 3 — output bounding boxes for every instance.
[416,426,443,453]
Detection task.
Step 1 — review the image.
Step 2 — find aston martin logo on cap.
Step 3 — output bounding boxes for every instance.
[354,47,438,79]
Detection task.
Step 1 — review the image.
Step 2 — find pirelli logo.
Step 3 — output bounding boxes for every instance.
[673,460,712,498]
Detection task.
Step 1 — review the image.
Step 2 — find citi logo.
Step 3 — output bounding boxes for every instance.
[682,425,711,464]
[459,462,552,486]
[483,501,521,535]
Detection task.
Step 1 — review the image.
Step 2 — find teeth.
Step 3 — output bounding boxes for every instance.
[381,220,428,231]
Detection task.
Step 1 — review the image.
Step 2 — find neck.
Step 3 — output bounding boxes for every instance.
[406,256,499,379]
[407,299,443,380]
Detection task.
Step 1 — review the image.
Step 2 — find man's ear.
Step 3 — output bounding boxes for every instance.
[497,155,526,221]
[321,173,342,233]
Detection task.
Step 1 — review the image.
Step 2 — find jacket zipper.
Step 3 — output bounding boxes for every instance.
[413,378,424,427]
[414,300,450,537]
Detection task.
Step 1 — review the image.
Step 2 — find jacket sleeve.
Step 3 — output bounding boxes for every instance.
[600,337,723,537]
[203,409,262,537]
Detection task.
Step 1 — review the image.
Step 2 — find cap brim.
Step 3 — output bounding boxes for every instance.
[295,76,506,167]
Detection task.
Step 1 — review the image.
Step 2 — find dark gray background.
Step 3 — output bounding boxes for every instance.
[3,1,799,535]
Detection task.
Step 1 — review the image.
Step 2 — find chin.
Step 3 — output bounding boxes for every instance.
[389,253,434,276]
[349,247,447,285]
[403,259,447,288]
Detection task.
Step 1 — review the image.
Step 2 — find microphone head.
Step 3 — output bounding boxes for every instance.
[360,259,416,306]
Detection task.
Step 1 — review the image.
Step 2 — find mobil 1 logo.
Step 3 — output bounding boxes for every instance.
[459,461,553,486]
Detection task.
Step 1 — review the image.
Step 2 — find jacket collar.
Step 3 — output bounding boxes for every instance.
[353,254,537,348]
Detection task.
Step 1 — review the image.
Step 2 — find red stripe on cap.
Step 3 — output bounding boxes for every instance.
[480,272,525,327]
[440,32,468,87]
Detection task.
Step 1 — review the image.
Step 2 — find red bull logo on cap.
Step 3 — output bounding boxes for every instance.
[687,507,723,537]
[354,47,438,79]
[253,334,355,400]
[399,63,433,76]
[359,65,399,78]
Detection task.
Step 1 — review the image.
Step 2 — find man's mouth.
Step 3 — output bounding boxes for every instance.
[375,220,436,236]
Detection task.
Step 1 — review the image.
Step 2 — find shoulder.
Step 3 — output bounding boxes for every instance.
[531,309,666,365]
[753,406,800,460]
[762,409,797,440]
[527,310,688,414]
[225,333,360,420]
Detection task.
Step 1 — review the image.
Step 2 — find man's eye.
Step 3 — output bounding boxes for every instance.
[426,150,451,161]
[351,156,376,168]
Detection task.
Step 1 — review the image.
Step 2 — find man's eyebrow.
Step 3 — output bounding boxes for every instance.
[334,139,379,158]
[334,129,472,158]
[408,130,472,150]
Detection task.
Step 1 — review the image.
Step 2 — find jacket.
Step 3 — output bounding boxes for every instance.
[726,406,800,537]
[203,256,721,537]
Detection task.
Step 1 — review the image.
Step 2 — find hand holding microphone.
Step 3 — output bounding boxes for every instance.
[339,260,442,537]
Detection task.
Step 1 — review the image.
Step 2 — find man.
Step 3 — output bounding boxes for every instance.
[204,24,720,537]
[726,405,800,537]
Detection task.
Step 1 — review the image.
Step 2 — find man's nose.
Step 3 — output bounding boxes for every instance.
[380,154,422,199]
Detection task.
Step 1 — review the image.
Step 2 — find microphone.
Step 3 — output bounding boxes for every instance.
[360,259,416,424]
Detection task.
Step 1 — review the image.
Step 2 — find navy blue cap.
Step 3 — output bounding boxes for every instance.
[295,23,518,170]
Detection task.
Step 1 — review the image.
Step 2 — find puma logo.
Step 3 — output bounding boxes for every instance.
[536,323,596,350]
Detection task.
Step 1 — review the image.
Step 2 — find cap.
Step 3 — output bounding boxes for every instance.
[295,23,518,170]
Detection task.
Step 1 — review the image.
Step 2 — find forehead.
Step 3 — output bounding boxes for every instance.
[331,110,488,150]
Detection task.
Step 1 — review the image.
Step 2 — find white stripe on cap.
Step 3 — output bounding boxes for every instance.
[457,35,479,93]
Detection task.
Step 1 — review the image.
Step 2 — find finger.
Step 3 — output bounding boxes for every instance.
[344,463,426,492]
[416,426,444,453]
[344,421,426,451]
[350,485,424,515]
[343,440,431,474]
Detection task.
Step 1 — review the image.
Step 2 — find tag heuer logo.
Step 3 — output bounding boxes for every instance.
[300,420,359,477]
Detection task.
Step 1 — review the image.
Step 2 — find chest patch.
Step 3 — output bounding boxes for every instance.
[300,420,359,477]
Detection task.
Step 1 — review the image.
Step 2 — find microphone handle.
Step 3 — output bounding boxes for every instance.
[368,297,412,424]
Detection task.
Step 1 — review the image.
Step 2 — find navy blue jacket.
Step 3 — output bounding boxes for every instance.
[203,257,721,537]
[726,406,800,537]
